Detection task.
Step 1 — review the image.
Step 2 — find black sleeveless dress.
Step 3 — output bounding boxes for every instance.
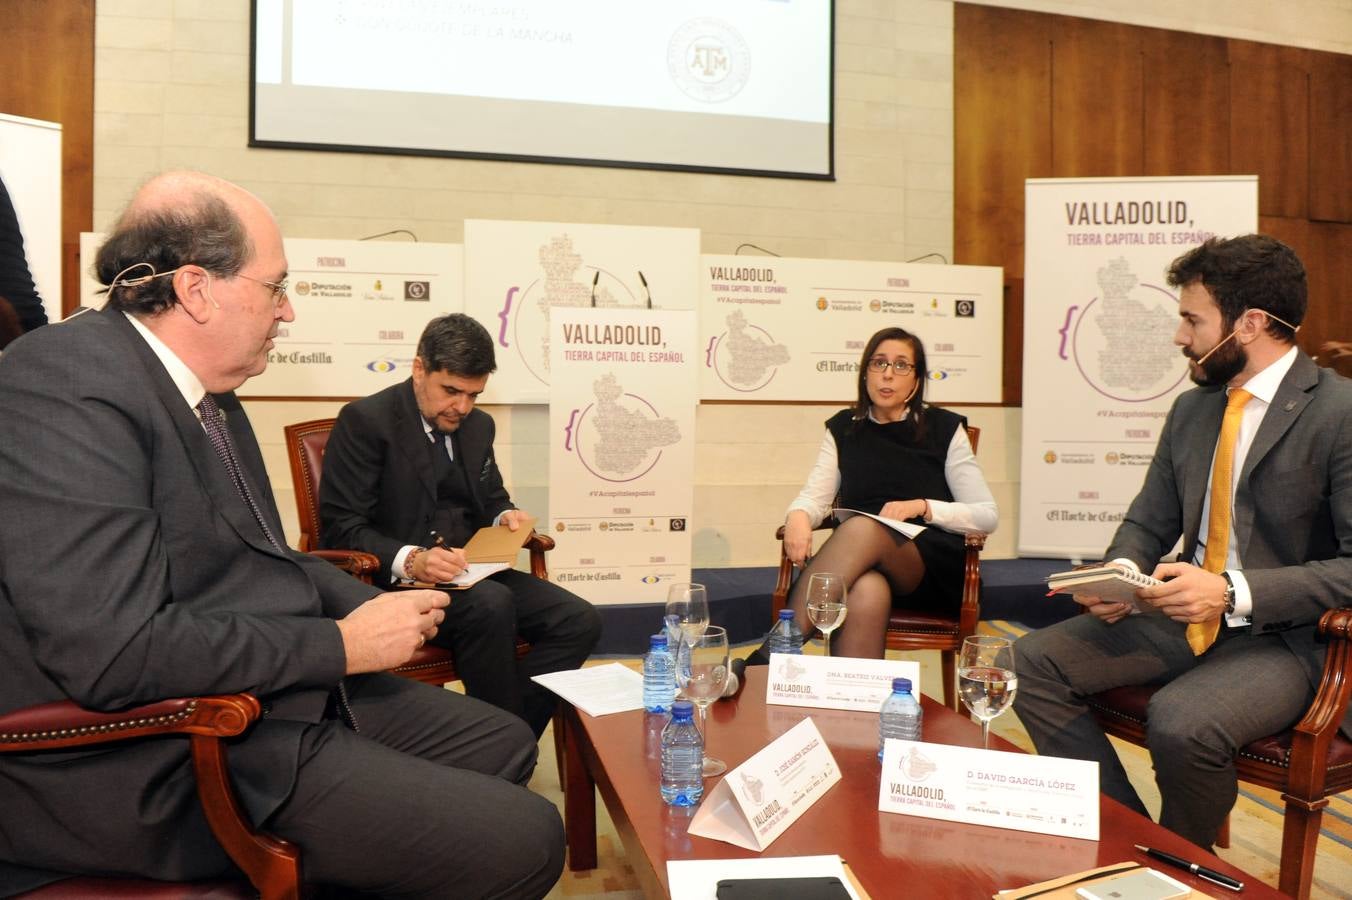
[825,406,968,609]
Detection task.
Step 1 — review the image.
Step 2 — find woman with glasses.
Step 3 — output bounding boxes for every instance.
[771,326,999,659]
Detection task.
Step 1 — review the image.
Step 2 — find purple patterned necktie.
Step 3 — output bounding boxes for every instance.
[196,393,360,731]
[197,393,282,550]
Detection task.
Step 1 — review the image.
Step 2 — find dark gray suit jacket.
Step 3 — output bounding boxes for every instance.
[0,308,378,890]
[318,378,513,588]
[1107,351,1352,732]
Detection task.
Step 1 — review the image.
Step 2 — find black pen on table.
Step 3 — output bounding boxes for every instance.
[1134,844,1243,891]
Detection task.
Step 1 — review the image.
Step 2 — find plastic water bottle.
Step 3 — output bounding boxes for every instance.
[660,700,704,806]
[766,609,804,655]
[878,676,923,761]
[642,633,676,713]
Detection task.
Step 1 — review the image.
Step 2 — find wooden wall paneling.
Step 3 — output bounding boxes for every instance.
[954,3,1053,278]
[1141,30,1231,176]
[0,0,95,320]
[1308,52,1352,224]
[1229,41,1310,220]
[955,3,1055,407]
[1256,215,1352,379]
[1309,221,1352,380]
[1049,17,1144,178]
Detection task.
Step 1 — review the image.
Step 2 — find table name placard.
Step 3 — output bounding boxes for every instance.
[878,740,1099,840]
[689,718,840,851]
[766,653,921,713]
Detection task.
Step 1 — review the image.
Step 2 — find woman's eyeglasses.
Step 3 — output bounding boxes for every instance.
[866,358,915,375]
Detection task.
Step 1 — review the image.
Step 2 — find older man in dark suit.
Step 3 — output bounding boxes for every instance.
[0,171,564,898]
[1015,234,1352,850]
[320,313,601,737]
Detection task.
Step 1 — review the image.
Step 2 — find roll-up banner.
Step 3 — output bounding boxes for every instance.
[465,219,700,405]
[698,256,1003,404]
[547,307,697,604]
[1018,176,1258,558]
[79,234,462,399]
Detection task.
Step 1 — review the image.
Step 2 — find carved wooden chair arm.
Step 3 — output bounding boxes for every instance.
[525,530,554,579]
[0,694,261,752]
[308,548,381,582]
[1292,607,1352,738]
[1281,607,1352,802]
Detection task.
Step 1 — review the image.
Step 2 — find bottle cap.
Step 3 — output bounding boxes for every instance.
[892,677,912,693]
[777,609,795,620]
[671,699,695,719]
[649,633,669,649]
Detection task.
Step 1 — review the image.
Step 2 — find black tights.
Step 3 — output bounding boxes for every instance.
[786,516,927,658]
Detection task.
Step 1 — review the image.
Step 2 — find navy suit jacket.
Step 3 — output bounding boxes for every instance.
[319,378,514,588]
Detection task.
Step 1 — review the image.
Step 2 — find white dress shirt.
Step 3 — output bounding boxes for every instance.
[785,409,999,535]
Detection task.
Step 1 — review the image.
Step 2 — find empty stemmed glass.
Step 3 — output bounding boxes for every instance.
[678,625,730,776]
[958,635,1018,749]
[665,582,709,651]
[804,572,847,657]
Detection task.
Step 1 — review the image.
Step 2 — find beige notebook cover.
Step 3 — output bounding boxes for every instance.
[462,517,538,564]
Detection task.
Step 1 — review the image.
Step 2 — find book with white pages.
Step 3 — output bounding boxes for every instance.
[1045,565,1162,608]
[832,508,925,539]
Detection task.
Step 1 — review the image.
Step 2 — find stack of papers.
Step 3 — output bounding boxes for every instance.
[530,663,644,717]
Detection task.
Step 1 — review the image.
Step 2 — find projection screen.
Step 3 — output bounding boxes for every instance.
[250,0,835,179]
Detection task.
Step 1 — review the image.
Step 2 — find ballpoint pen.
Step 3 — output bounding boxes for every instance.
[1134,844,1243,891]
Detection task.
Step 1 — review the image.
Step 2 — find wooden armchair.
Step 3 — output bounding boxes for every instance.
[1086,607,1352,899]
[0,694,301,900]
[771,426,985,711]
[283,418,555,687]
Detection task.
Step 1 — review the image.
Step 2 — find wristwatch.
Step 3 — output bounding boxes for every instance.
[1220,571,1237,616]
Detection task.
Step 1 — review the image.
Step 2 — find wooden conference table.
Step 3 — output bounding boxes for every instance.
[560,667,1278,899]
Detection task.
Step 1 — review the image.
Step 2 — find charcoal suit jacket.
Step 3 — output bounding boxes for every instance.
[0,307,378,891]
[1106,351,1352,735]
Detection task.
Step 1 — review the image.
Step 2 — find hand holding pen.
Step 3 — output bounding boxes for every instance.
[417,531,467,583]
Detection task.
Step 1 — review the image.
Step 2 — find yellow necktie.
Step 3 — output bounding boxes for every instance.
[1187,388,1252,655]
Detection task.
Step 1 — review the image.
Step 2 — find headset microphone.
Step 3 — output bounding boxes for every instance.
[1192,328,1237,366]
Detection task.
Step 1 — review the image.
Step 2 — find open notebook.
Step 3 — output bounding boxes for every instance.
[433,517,536,589]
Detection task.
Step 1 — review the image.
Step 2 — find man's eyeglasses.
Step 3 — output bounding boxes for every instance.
[867,358,915,375]
[235,272,289,308]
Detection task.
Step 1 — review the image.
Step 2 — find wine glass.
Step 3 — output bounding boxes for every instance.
[804,572,847,657]
[665,583,709,651]
[678,625,730,776]
[958,635,1018,749]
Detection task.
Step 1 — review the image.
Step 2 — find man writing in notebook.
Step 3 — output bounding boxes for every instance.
[320,313,601,736]
[1015,234,1352,849]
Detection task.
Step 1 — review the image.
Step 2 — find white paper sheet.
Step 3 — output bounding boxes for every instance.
[667,855,862,900]
[530,662,645,716]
